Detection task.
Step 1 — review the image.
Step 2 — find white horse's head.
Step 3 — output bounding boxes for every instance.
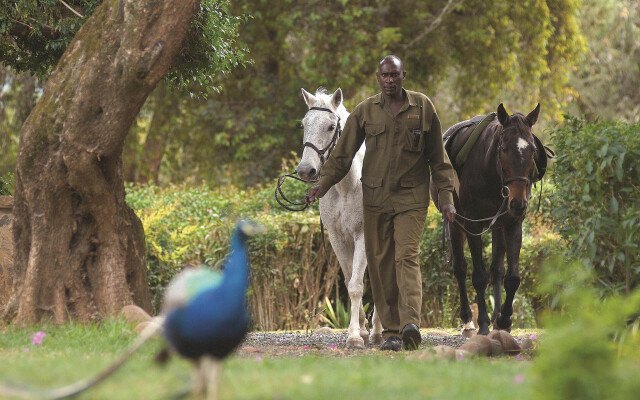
[296,88,347,181]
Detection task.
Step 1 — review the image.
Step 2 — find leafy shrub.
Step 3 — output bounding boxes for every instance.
[533,259,640,400]
[549,118,640,295]
[127,158,561,330]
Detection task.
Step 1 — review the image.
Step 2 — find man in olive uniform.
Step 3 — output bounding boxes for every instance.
[305,55,456,351]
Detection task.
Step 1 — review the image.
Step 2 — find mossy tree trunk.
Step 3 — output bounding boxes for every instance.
[4,0,199,325]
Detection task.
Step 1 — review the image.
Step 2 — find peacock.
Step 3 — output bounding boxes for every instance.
[0,221,261,400]
[161,220,262,400]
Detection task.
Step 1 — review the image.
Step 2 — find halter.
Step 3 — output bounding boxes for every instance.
[496,125,532,192]
[302,107,342,164]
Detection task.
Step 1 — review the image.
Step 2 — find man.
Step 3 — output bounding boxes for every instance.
[305,55,456,351]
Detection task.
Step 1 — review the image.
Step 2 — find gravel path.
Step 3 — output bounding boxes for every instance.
[239,330,478,358]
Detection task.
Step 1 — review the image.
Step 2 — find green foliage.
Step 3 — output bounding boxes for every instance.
[533,259,640,400]
[127,160,562,329]
[318,297,370,330]
[0,0,249,97]
[549,118,640,295]
[0,172,13,195]
[569,0,640,122]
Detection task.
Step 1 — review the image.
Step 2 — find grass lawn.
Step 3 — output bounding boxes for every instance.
[0,319,534,400]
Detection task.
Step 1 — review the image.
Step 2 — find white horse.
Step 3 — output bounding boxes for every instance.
[297,88,383,349]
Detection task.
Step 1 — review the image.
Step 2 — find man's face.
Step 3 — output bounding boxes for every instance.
[376,60,405,98]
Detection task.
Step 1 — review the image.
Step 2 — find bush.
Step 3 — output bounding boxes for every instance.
[533,259,640,400]
[128,158,561,330]
[549,118,640,295]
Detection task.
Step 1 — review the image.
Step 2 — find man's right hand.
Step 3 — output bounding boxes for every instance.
[305,184,327,204]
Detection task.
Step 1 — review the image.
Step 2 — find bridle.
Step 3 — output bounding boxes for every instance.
[449,124,534,238]
[302,107,342,165]
[274,106,342,212]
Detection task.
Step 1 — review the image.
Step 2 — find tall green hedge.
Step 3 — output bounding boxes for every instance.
[549,118,640,295]
[126,164,558,330]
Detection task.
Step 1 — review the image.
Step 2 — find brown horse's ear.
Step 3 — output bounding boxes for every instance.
[526,103,541,126]
[330,88,343,110]
[497,103,509,126]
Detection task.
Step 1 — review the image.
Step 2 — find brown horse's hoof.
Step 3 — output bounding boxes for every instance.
[493,313,512,332]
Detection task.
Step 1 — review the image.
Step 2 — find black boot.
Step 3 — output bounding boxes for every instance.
[380,336,402,352]
[401,324,422,350]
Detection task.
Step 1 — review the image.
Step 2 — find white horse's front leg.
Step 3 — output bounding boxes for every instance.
[346,275,366,349]
[370,306,384,345]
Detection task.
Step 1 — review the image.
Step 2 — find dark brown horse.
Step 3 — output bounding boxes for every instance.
[432,103,547,335]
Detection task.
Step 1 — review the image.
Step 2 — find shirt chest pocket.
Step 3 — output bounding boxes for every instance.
[404,119,425,153]
[364,123,386,149]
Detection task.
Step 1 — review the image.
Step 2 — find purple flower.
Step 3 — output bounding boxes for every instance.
[529,334,537,340]
[254,356,262,361]
[206,209,212,213]
[514,374,525,384]
[328,345,338,349]
[302,346,310,350]
[457,353,464,360]
[30,331,47,345]
[22,348,29,353]
[516,354,523,360]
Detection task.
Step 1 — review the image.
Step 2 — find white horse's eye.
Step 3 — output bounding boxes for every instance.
[328,125,335,131]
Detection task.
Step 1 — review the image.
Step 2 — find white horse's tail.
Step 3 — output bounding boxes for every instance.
[0,316,165,399]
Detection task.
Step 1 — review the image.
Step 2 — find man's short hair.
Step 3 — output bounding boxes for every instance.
[379,55,404,71]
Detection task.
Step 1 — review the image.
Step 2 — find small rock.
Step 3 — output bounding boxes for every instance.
[459,335,492,356]
[455,349,473,360]
[133,321,161,338]
[313,326,333,335]
[121,304,152,325]
[433,345,457,360]
[461,329,476,339]
[487,330,521,354]
[520,338,534,351]
[489,339,504,356]
[407,348,435,361]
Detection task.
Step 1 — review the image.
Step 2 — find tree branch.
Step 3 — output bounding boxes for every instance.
[402,0,465,50]
[58,0,84,18]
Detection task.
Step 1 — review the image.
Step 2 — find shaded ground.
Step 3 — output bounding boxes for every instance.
[238,329,534,358]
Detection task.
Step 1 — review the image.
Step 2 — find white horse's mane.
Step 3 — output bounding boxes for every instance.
[310,88,348,117]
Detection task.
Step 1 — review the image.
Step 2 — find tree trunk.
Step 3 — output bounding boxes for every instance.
[3,0,199,325]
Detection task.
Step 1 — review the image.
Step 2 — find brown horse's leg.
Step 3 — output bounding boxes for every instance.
[450,225,473,329]
[495,221,523,332]
[468,233,490,335]
[490,229,506,324]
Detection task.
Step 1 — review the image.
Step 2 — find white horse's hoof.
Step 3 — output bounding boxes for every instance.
[346,336,366,350]
[360,330,370,346]
[370,333,384,346]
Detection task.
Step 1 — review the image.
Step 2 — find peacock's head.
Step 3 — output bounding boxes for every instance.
[237,220,265,239]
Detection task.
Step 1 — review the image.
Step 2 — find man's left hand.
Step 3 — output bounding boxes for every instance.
[441,204,456,223]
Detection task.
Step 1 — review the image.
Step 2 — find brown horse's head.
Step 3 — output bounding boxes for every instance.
[496,103,540,218]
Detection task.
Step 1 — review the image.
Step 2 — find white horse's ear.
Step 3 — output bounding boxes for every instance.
[301,88,315,107]
[330,88,343,110]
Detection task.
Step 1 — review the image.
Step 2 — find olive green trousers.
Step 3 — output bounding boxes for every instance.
[363,207,428,338]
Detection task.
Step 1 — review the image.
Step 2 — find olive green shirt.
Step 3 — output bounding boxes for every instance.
[318,89,455,213]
